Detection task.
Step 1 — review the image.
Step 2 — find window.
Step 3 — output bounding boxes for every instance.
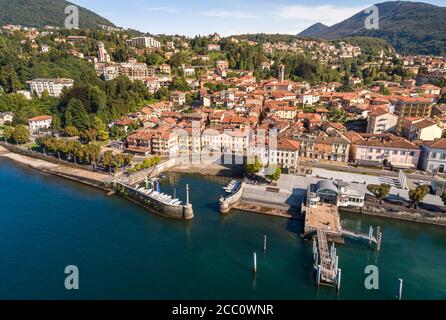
[431,152,437,159]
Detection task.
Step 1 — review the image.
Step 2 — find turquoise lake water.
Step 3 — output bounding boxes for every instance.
[0,158,445,299]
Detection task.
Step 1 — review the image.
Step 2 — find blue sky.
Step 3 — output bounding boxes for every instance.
[71,0,445,36]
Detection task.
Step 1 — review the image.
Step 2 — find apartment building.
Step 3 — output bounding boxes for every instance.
[98,42,111,63]
[248,137,300,173]
[118,62,155,80]
[125,36,161,48]
[366,109,398,134]
[27,78,74,97]
[346,132,420,169]
[394,96,434,132]
[294,132,350,162]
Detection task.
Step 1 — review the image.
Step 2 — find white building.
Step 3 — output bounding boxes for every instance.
[421,138,446,173]
[308,179,365,208]
[248,137,300,173]
[40,44,50,53]
[0,112,14,125]
[28,115,52,132]
[27,78,74,97]
[125,36,161,48]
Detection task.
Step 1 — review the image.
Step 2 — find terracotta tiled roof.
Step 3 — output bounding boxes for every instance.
[29,115,52,121]
[425,138,446,149]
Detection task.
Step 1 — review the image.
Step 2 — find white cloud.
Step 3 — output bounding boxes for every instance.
[198,10,257,19]
[275,4,369,26]
[144,7,176,13]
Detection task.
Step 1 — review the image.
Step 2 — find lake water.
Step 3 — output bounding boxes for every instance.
[1,158,445,299]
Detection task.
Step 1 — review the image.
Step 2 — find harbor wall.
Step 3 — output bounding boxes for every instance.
[220,182,244,214]
[115,182,193,220]
[340,204,446,227]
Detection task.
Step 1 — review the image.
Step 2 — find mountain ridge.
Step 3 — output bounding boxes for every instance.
[298,1,446,55]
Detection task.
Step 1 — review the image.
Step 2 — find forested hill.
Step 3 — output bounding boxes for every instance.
[301,1,446,56]
[0,0,115,29]
[298,23,329,38]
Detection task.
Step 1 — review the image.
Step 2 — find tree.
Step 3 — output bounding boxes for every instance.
[379,84,391,95]
[65,98,90,131]
[155,87,169,100]
[170,77,190,92]
[367,184,391,203]
[441,192,446,207]
[244,156,263,175]
[80,128,98,144]
[2,126,14,141]
[328,107,348,124]
[266,165,282,182]
[409,185,430,209]
[102,150,114,173]
[65,126,79,137]
[11,125,29,144]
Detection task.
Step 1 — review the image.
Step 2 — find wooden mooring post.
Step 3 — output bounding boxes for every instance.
[376,226,382,251]
[336,268,342,292]
[253,252,257,273]
[264,235,267,252]
[396,279,403,300]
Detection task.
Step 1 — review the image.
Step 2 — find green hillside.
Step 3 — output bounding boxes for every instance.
[307,1,446,55]
[0,0,115,29]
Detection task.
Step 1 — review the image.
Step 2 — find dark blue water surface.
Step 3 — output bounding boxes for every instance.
[1,158,445,299]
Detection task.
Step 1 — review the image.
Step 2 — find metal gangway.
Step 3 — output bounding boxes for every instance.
[342,226,382,251]
[313,228,341,291]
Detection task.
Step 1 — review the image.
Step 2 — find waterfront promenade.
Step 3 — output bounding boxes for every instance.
[0,145,111,187]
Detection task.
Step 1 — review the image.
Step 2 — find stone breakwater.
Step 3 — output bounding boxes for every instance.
[220,182,244,214]
[114,182,194,220]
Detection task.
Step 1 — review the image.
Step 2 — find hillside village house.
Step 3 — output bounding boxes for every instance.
[420,138,446,173]
[0,112,14,125]
[207,44,221,51]
[346,132,421,169]
[170,92,186,106]
[28,115,52,132]
[27,78,74,97]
